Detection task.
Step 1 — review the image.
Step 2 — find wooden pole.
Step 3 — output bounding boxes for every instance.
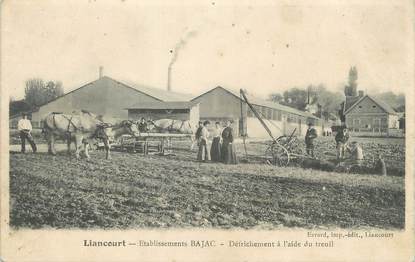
[240,89,277,142]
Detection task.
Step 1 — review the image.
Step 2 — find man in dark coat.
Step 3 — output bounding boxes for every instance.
[195,121,203,145]
[305,122,317,157]
[138,117,148,132]
[335,126,349,160]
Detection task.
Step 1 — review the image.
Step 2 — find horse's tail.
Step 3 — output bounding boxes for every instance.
[42,112,64,134]
[41,114,52,132]
[41,113,55,139]
[41,120,47,134]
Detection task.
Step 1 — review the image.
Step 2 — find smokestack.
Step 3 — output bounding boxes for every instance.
[99,66,103,78]
[358,90,364,97]
[167,66,172,92]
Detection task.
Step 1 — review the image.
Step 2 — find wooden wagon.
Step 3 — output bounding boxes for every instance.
[112,133,192,155]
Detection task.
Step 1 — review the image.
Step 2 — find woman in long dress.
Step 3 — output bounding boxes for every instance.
[197,120,211,162]
[210,121,222,162]
[221,120,238,164]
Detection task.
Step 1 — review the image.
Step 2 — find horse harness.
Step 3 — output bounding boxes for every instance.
[51,112,111,140]
[58,114,78,136]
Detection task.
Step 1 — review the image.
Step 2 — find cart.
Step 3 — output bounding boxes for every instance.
[112,133,192,155]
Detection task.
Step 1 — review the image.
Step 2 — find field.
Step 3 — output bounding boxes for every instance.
[9,136,405,230]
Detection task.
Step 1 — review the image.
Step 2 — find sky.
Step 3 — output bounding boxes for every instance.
[1,0,413,100]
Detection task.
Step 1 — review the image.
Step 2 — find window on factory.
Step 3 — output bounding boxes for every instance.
[277,110,282,121]
[267,108,273,120]
[254,105,261,116]
[260,107,267,119]
[287,114,293,123]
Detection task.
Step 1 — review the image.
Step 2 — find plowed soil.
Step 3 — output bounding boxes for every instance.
[9,138,404,229]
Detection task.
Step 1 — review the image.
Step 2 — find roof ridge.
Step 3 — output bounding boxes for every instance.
[113,77,194,98]
[344,95,366,114]
[125,100,198,110]
[366,95,397,114]
[344,94,396,114]
[221,86,318,117]
[24,77,100,112]
[194,86,318,119]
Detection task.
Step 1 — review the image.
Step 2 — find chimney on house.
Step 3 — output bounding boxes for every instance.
[358,90,364,97]
[99,66,104,78]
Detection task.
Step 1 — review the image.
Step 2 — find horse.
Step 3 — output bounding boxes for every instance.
[42,111,139,159]
[146,119,197,150]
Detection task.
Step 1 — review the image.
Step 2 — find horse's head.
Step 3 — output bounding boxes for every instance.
[145,119,157,132]
[120,120,140,137]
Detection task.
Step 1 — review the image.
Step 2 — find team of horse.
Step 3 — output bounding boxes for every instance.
[41,111,196,160]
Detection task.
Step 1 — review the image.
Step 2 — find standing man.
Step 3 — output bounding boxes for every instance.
[138,117,148,132]
[18,113,37,153]
[190,121,203,151]
[197,121,211,162]
[335,126,349,160]
[305,122,317,157]
[195,121,203,144]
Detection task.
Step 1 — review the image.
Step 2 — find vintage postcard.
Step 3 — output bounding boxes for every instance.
[1,0,414,261]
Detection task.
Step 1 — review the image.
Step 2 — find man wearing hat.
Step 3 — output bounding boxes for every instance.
[335,125,349,160]
[138,117,148,132]
[195,121,203,145]
[17,113,37,153]
[305,122,317,157]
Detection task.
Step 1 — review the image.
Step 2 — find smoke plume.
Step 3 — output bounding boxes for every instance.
[167,30,198,91]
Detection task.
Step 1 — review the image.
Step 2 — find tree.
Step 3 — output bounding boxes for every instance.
[45,81,64,101]
[9,99,32,116]
[373,91,405,110]
[312,84,344,115]
[395,104,405,112]
[344,66,358,96]
[268,93,284,103]
[24,78,64,107]
[268,84,344,118]
[282,88,308,110]
[24,78,46,106]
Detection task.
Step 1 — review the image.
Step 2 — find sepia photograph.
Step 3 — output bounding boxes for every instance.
[1,0,413,261]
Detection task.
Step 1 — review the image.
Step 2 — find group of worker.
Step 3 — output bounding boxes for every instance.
[195,120,238,164]
[305,122,363,164]
[15,113,363,166]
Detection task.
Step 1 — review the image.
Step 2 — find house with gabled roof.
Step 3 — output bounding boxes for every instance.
[342,90,399,136]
